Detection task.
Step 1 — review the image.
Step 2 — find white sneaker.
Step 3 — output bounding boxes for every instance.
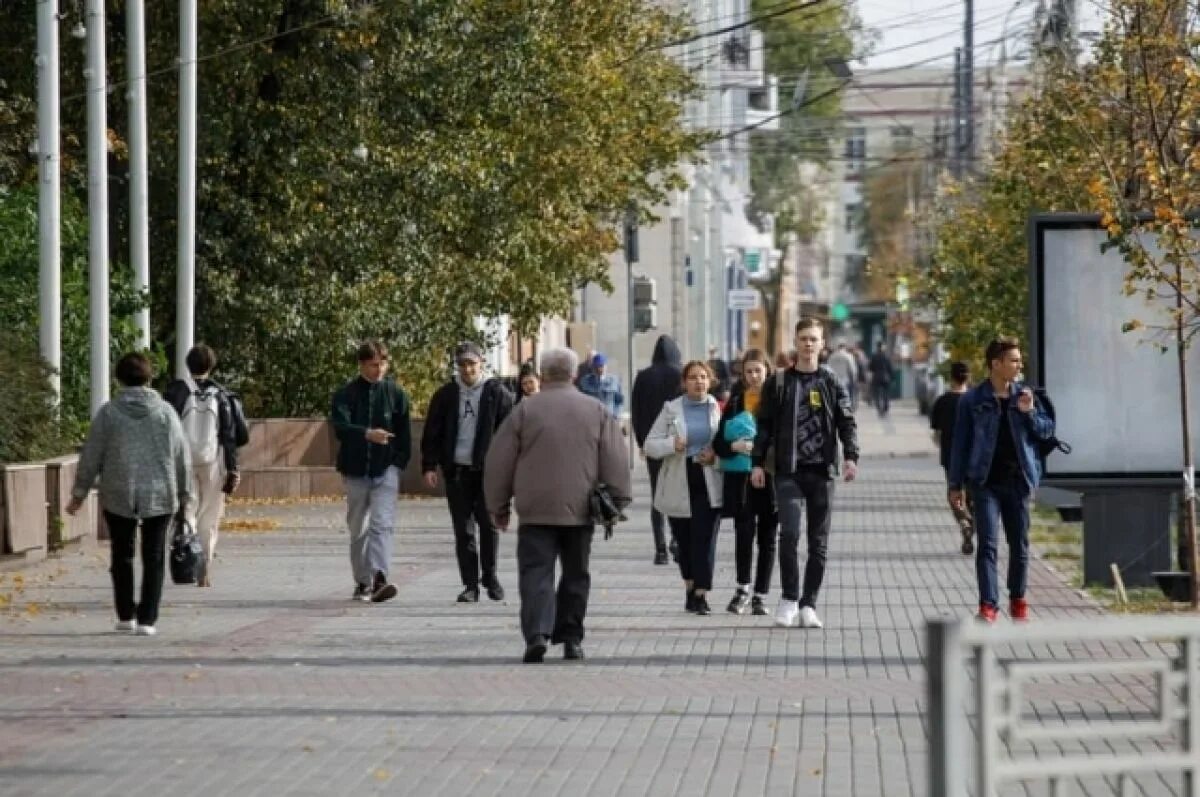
[798,606,824,629]
[774,600,799,628]
[114,620,137,632]
[134,625,157,636]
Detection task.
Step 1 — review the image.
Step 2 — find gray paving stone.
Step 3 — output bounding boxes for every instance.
[0,403,1189,795]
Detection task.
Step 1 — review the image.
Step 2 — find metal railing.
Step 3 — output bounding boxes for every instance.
[928,616,1200,796]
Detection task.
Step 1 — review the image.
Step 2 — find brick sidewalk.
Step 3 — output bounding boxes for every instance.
[0,404,1184,796]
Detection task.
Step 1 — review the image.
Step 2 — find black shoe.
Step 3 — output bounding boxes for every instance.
[727,590,751,615]
[693,595,712,615]
[482,576,505,601]
[563,641,585,660]
[654,550,669,566]
[352,583,371,602]
[669,539,679,563]
[523,635,548,663]
[751,596,768,616]
[370,572,397,603]
[685,590,697,612]
[457,586,480,603]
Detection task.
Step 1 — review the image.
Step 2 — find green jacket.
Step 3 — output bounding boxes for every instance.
[330,376,412,478]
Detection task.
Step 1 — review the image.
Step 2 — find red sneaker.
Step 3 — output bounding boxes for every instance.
[1010,598,1029,621]
[976,603,998,623]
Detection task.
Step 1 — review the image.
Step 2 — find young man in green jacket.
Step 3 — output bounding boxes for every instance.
[330,340,412,603]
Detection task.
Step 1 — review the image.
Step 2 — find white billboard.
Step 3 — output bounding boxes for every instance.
[1032,217,1200,484]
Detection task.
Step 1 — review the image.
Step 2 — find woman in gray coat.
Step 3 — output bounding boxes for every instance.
[67,352,191,636]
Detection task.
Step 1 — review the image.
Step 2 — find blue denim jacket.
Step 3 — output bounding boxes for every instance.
[947,380,1055,493]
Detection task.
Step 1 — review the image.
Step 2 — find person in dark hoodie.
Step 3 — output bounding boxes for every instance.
[421,341,515,602]
[631,334,683,565]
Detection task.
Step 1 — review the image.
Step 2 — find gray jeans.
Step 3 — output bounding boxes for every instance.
[344,466,399,586]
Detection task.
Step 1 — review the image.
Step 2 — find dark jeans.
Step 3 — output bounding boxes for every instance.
[969,480,1030,608]
[445,467,499,587]
[105,511,170,626]
[776,469,834,607]
[726,471,778,594]
[871,382,890,415]
[646,457,667,553]
[668,459,721,591]
[516,524,593,644]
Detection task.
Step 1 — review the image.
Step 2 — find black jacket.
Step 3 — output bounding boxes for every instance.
[329,376,412,478]
[631,335,683,446]
[752,365,859,479]
[421,377,514,473]
[164,378,240,473]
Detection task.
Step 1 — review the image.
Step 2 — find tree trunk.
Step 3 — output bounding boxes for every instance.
[1175,263,1199,609]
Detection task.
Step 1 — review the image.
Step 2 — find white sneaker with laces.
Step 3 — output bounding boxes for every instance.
[773,600,799,628]
[114,620,137,632]
[798,606,824,629]
[134,625,157,636]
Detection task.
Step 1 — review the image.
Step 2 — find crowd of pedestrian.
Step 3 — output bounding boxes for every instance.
[68,320,1053,654]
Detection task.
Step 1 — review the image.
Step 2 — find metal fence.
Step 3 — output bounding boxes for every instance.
[928,616,1200,797]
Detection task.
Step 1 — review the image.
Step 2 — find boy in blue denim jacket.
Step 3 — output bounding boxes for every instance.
[948,337,1055,623]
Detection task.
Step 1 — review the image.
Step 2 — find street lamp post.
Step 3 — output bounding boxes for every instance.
[37,0,61,404]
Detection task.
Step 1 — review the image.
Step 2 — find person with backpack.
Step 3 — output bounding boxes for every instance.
[67,352,191,636]
[948,336,1055,623]
[164,344,249,588]
[930,362,975,555]
[421,341,515,603]
[331,340,412,604]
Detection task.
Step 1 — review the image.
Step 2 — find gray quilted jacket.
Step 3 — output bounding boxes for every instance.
[72,386,192,519]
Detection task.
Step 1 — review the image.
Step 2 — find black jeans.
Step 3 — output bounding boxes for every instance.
[668,459,722,591]
[516,524,593,644]
[646,457,667,553]
[726,472,779,595]
[444,467,499,587]
[105,511,170,626]
[775,469,834,607]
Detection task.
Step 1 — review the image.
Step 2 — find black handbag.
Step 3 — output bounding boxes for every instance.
[589,484,628,540]
[169,516,204,585]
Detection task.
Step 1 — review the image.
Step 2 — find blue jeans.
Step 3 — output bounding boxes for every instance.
[969,480,1030,608]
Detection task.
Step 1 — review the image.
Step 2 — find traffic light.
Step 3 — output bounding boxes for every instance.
[633,275,657,333]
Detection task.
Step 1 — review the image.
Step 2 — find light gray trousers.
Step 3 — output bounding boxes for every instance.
[344,466,399,586]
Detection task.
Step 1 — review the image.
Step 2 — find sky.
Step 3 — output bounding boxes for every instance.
[857,0,1108,70]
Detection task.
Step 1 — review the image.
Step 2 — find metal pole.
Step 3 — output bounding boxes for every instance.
[928,619,967,797]
[37,0,61,404]
[127,0,150,349]
[952,48,963,178]
[85,0,109,415]
[625,207,639,467]
[964,0,975,168]
[176,0,198,377]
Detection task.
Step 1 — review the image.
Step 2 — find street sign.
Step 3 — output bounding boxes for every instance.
[728,288,760,310]
[743,250,762,275]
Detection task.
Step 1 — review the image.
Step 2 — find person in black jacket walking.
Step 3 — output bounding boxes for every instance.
[421,342,515,602]
[752,318,859,630]
[712,349,778,616]
[631,334,683,565]
[330,340,412,604]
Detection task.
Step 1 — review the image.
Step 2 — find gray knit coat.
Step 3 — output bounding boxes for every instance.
[71,386,192,519]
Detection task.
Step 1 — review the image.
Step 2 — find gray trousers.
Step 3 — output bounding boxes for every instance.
[344,466,399,586]
[517,524,593,644]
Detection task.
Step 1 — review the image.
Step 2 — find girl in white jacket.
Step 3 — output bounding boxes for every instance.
[644,361,724,614]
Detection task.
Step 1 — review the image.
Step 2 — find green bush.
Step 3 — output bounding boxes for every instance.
[0,337,72,463]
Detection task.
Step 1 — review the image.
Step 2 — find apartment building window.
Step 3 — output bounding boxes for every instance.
[890,125,914,153]
[844,126,866,177]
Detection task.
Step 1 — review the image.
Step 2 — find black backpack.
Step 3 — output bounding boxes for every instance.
[1031,387,1072,466]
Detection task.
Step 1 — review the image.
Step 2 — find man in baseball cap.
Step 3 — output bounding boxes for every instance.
[421,341,515,602]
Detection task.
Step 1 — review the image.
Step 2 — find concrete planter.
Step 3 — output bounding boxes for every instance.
[237,418,443,500]
[0,455,101,560]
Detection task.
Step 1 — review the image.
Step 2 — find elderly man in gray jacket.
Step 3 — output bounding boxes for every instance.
[485,347,631,663]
